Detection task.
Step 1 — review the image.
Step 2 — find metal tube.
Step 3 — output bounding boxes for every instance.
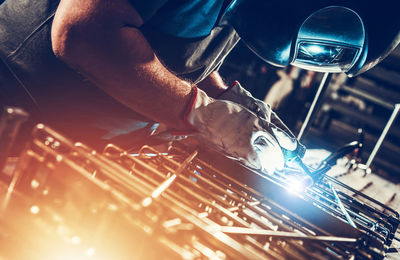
[329,182,356,228]
[215,226,357,243]
[365,103,400,168]
[142,150,198,207]
[298,72,331,142]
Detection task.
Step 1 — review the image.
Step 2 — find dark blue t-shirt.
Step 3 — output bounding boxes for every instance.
[130,0,225,38]
[128,0,240,83]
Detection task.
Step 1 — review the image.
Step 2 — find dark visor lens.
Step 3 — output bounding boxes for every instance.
[293,42,359,72]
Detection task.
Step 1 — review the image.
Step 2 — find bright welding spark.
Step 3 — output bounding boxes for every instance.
[287,177,305,193]
[285,174,313,194]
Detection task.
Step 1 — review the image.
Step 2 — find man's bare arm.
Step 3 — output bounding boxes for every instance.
[51,0,193,130]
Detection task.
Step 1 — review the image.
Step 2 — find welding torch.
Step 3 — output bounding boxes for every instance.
[288,140,363,188]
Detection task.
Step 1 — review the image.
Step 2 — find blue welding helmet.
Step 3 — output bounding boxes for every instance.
[221,0,400,77]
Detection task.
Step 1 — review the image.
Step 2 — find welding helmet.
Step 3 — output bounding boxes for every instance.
[221,0,400,77]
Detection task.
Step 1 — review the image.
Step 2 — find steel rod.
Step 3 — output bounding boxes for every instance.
[329,182,356,228]
[215,226,357,243]
[366,104,400,168]
[298,72,331,142]
[142,150,198,207]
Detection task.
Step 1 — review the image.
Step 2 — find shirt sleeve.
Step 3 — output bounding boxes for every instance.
[127,0,168,23]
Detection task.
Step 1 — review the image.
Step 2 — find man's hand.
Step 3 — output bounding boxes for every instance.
[218,81,306,161]
[184,87,284,174]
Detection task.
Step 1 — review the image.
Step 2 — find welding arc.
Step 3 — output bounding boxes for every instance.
[142,150,198,207]
[216,226,357,243]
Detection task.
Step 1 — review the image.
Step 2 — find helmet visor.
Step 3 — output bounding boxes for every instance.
[292,41,360,73]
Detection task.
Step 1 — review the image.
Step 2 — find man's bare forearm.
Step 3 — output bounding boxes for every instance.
[51,0,193,130]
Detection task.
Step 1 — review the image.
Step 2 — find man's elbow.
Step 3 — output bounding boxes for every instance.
[51,11,104,71]
[51,38,67,63]
[51,21,82,66]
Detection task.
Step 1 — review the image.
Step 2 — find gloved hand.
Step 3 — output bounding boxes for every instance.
[217,81,306,161]
[182,86,285,174]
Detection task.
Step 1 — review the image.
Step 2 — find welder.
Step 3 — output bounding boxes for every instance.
[0,0,398,173]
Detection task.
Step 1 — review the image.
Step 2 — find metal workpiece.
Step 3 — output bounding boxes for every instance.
[0,124,398,259]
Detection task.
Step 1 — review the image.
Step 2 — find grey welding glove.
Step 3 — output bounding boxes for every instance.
[183,86,284,174]
[218,81,306,160]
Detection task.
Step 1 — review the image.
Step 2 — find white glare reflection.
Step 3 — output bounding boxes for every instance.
[307,44,325,54]
[30,179,40,189]
[85,248,95,256]
[287,177,305,193]
[30,205,40,214]
[71,236,81,244]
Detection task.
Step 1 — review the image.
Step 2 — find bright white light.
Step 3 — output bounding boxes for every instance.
[286,174,313,194]
[71,236,81,244]
[30,205,40,214]
[287,178,305,193]
[142,197,152,207]
[307,45,325,54]
[30,179,40,189]
[85,248,95,256]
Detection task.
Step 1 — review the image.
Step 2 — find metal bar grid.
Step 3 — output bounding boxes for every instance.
[302,175,399,246]
[273,159,399,247]
[1,124,396,259]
